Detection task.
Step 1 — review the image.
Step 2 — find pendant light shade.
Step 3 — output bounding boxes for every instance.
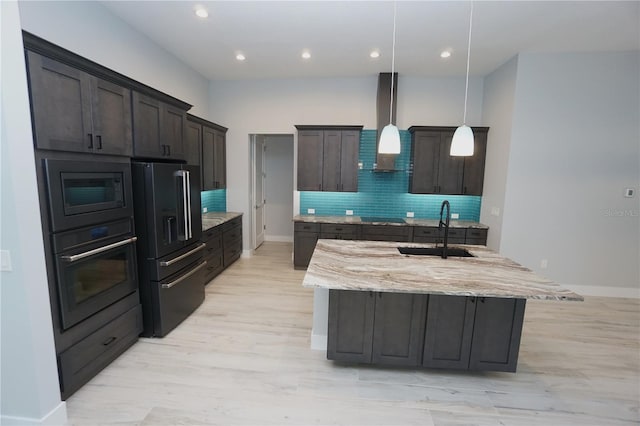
[378,124,401,154]
[451,1,475,157]
[378,2,401,155]
[450,125,474,156]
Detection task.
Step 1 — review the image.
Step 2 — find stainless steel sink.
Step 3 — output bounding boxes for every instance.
[397,247,474,258]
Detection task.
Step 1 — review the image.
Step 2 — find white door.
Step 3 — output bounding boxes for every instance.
[253,137,266,249]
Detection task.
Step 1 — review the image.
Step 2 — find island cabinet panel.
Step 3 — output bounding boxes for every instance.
[296,126,362,192]
[469,297,526,372]
[327,290,375,363]
[327,290,426,366]
[361,225,412,242]
[27,52,132,156]
[372,293,427,366]
[293,223,320,268]
[423,295,476,369]
[423,295,525,372]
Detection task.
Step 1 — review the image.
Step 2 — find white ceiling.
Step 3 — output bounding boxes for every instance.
[101,1,640,81]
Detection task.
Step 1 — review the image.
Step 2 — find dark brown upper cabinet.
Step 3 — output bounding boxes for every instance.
[409,126,488,195]
[186,114,227,190]
[27,52,132,156]
[132,92,187,161]
[296,125,362,192]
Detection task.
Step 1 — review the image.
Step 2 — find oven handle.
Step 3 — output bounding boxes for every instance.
[60,237,137,263]
[159,243,206,267]
[161,260,207,289]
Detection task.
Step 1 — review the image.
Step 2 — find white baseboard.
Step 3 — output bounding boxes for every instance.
[265,235,294,243]
[310,332,327,351]
[241,249,251,258]
[565,284,639,299]
[1,402,67,425]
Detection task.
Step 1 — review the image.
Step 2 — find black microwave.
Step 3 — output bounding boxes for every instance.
[44,159,134,232]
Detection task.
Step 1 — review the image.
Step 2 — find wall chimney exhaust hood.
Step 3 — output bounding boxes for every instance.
[376,72,399,171]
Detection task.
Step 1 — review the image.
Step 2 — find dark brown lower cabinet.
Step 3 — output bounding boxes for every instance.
[327,290,426,366]
[423,295,526,372]
[328,291,526,372]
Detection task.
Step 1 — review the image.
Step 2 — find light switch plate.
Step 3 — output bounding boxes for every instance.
[491,207,500,216]
[1,250,12,272]
[451,213,460,219]
[307,208,315,214]
[624,188,635,198]
[346,210,354,216]
[406,212,414,218]
[202,207,208,213]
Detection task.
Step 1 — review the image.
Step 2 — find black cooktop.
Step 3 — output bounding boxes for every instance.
[360,217,406,223]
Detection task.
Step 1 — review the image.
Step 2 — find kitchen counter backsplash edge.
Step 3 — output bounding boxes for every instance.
[293,215,489,229]
[202,212,243,231]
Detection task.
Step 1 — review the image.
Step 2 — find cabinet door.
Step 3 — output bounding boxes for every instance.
[132,92,163,158]
[91,78,132,156]
[297,130,324,191]
[372,293,426,366]
[27,52,93,153]
[340,130,360,192]
[436,131,464,195]
[462,130,487,195]
[202,126,216,190]
[322,130,342,192]
[469,298,526,372]
[212,129,226,189]
[185,121,202,187]
[410,132,439,194]
[327,290,375,363]
[163,105,186,160]
[293,231,319,268]
[423,295,476,369]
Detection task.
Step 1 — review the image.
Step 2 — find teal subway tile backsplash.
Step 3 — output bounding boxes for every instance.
[300,130,481,221]
[201,189,226,212]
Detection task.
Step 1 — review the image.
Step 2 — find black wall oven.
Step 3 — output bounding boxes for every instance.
[44,158,133,232]
[52,218,138,330]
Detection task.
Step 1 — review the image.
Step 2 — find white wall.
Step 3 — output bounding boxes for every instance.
[209,75,484,250]
[501,51,640,295]
[264,135,294,242]
[18,0,210,117]
[480,56,519,250]
[1,2,67,424]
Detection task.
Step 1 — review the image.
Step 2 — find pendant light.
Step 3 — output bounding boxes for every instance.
[378,2,401,154]
[450,1,475,157]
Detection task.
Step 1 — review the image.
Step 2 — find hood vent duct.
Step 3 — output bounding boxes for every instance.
[376,72,399,171]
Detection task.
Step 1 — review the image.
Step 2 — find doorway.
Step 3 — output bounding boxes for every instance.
[250,134,294,251]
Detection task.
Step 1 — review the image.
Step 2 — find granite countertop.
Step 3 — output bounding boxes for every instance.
[293,215,488,229]
[202,212,242,231]
[302,239,583,301]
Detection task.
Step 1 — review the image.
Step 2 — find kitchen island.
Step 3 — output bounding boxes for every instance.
[302,239,582,372]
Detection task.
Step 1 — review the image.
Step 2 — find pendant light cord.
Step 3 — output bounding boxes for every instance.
[389,1,397,125]
[462,1,473,125]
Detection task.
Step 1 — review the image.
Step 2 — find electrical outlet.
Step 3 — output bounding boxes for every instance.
[346,210,354,216]
[540,259,548,269]
[491,207,500,216]
[406,212,414,218]
[358,162,364,170]
[307,208,315,214]
[202,207,208,213]
[1,250,12,272]
[451,213,460,219]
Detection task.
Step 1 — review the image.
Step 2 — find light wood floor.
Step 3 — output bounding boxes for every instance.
[65,242,640,425]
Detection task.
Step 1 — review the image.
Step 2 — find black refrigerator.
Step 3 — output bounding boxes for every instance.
[132,162,206,337]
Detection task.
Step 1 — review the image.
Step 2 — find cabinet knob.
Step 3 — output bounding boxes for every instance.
[88,133,94,149]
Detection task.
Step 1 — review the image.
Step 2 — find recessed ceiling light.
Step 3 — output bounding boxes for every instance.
[195,7,208,18]
[301,50,311,60]
[236,53,246,61]
[370,50,380,59]
[440,50,452,59]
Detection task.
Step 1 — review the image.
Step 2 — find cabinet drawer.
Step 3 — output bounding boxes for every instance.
[203,251,224,284]
[413,236,438,243]
[320,224,358,235]
[204,236,222,257]
[447,228,466,238]
[465,238,487,246]
[202,226,222,242]
[466,228,488,240]
[223,240,242,267]
[294,222,320,232]
[413,227,439,237]
[448,237,466,244]
[222,216,242,232]
[59,305,142,397]
[223,226,242,245]
[361,225,411,237]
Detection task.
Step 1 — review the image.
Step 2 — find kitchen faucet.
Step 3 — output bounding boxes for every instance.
[438,200,451,259]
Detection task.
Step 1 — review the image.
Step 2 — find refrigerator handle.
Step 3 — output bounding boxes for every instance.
[186,170,192,239]
[179,170,189,241]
